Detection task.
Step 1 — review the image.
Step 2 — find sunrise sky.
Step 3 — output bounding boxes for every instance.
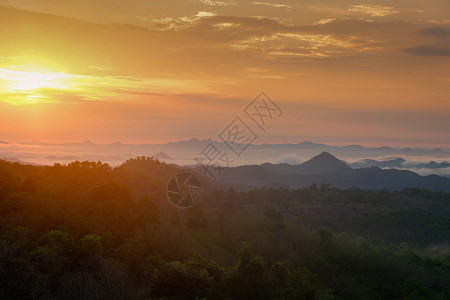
[0,0,449,147]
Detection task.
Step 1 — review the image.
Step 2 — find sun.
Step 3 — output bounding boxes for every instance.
[0,65,79,104]
[11,70,71,91]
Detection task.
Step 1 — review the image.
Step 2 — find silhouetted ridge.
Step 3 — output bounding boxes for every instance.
[153,152,173,160]
[352,157,406,168]
[297,152,354,175]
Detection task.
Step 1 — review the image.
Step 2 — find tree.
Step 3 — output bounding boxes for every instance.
[228,242,270,300]
[151,260,217,299]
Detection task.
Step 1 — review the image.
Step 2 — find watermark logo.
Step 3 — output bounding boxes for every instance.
[244,92,283,132]
[166,92,283,208]
[194,91,283,182]
[166,172,203,209]
[194,140,232,181]
[219,117,258,156]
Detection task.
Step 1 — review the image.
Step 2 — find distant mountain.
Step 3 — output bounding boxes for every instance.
[19,139,450,157]
[27,140,96,147]
[163,138,209,150]
[4,140,450,175]
[352,158,450,171]
[248,142,449,158]
[217,152,450,192]
[261,152,354,175]
[153,152,173,160]
[0,157,41,166]
[13,139,450,158]
[295,151,354,175]
[44,156,82,161]
[1,157,21,163]
[352,158,406,168]
[416,161,450,169]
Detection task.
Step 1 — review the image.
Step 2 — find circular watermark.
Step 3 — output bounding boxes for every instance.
[166,172,203,208]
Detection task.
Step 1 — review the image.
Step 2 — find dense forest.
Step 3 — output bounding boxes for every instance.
[0,157,449,299]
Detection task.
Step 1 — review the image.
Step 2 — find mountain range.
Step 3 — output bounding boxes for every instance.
[1,139,450,176]
[210,152,450,192]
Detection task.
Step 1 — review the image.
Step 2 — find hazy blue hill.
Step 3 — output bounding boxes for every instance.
[295,151,354,175]
[352,158,450,171]
[153,152,173,160]
[0,157,41,166]
[219,153,450,192]
[296,141,329,148]
[260,152,354,176]
[417,161,450,169]
[340,144,365,150]
[352,157,406,168]
[401,147,450,156]
[7,139,450,171]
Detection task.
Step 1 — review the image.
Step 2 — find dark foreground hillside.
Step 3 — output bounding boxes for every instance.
[0,158,449,299]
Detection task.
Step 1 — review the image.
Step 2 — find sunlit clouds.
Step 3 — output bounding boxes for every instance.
[0,1,449,146]
[348,4,400,17]
[196,0,236,6]
[251,2,292,9]
[0,66,213,105]
[0,67,80,104]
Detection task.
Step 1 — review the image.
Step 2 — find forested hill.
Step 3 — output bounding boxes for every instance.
[0,157,449,299]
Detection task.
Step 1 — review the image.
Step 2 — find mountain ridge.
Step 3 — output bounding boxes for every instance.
[213,152,450,192]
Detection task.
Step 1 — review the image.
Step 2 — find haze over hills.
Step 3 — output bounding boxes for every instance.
[4,138,450,191]
[0,138,449,181]
[352,158,406,169]
[260,152,354,176]
[212,152,450,192]
[1,139,450,176]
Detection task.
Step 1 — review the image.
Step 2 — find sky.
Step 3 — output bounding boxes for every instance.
[0,0,449,147]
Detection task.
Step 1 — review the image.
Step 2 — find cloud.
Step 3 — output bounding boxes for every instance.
[153,11,217,30]
[405,45,450,57]
[348,4,399,17]
[251,2,291,9]
[136,16,150,21]
[196,11,217,17]
[181,16,412,58]
[419,27,450,38]
[0,64,213,105]
[0,5,449,147]
[88,65,115,71]
[316,18,337,25]
[230,32,364,58]
[0,6,432,72]
[405,26,450,57]
[196,0,236,6]
[429,20,450,25]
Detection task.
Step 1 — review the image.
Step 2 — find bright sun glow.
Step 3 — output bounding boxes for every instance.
[0,66,79,104]
[12,70,70,91]
[0,64,211,105]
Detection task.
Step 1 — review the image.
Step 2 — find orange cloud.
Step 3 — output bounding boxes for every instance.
[0,5,448,147]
